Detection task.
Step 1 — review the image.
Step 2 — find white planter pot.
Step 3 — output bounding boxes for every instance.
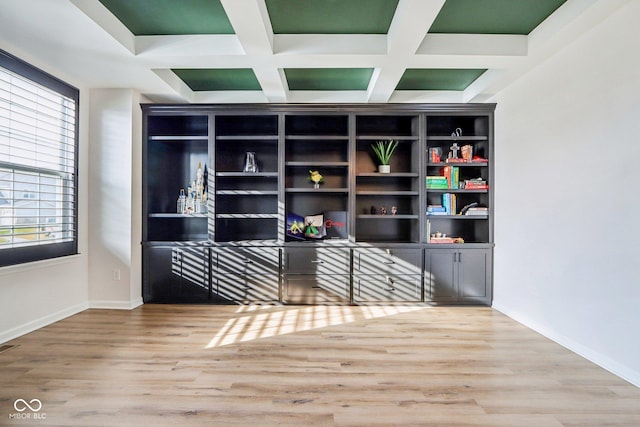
[378,164,391,174]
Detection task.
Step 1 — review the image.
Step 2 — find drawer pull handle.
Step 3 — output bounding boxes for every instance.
[243,259,253,264]
[311,260,324,264]
[385,287,396,292]
[311,286,322,289]
[383,260,395,264]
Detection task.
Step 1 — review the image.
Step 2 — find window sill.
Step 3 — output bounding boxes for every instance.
[0,254,83,276]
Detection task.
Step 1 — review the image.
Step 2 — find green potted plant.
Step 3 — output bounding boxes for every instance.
[371,140,398,173]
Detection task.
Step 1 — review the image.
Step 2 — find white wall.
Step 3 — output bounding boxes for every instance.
[0,61,90,343]
[88,89,142,309]
[492,1,640,386]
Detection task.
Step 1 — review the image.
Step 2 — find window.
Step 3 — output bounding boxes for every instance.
[0,49,79,267]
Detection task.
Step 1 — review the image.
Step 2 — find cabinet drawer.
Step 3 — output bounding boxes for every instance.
[354,275,422,302]
[216,274,279,301]
[353,248,422,276]
[213,247,280,275]
[283,275,350,304]
[283,247,350,275]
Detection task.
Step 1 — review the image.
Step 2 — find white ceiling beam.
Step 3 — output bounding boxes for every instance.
[69,0,135,54]
[151,69,195,103]
[418,34,528,56]
[274,35,386,55]
[367,66,406,103]
[390,91,464,103]
[367,0,444,102]
[136,35,243,56]
[220,0,288,101]
[220,0,274,54]
[387,0,445,54]
[287,91,370,104]
[251,66,289,103]
[192,91,269,103]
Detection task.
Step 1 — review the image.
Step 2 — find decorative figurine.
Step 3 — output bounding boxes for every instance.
[391,206,398,215]
[449,142,460,159]
[177,189,186,214]
[380,206,387,215]
[309,170,324,189]
[370,205,377,215]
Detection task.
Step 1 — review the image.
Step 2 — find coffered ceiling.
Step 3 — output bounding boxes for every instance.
[0,0,629,103]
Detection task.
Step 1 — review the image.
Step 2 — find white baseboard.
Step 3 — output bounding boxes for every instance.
[88,298,143,310]
[1,299,144,344]
[493,302,640,388]
[0,301,89,344]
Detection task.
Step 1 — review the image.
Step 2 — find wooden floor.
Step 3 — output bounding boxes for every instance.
[1,305,639,426]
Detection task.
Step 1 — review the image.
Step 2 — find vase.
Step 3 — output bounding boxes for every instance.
[378,164,390,174]
[243,152,258,173]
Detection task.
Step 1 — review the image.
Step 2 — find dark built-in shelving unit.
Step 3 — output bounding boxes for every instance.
[142,104,494,305]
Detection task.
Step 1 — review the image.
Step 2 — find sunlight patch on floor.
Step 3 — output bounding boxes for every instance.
[205,305,427,348]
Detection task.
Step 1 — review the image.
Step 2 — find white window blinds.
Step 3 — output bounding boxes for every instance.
[0,56,78,259]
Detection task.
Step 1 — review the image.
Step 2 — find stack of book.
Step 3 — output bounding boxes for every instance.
[426,205,447,215]
[463,178,488,190]
[429,236,456,244]
[426,176,448,189]
[464,206,488,216]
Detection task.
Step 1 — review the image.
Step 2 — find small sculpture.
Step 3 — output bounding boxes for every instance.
[380,206,387,215]
[370,205,377,215]
[449,142,460,159]
[391,206,398,215]
[309,170,324,189]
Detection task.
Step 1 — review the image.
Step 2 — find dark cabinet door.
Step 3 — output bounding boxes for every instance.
[143,246,210,303]
[425,250,458,303]
[458,249,491,304]
[425,248,491,305]
[212,247,280,302]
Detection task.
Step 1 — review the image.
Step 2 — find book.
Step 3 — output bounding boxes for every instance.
[452,167,459,189]
[429,237,455,244]
[323,211,347,239]
[286,211,306,240]
[445,158,469,163]
[439,166,459,189]
[464,207,488,216]
[304,214,326,239]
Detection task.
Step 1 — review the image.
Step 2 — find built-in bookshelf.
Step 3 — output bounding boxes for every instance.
[142,104,494,305]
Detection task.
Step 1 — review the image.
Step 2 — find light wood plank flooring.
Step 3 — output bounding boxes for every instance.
[1,305,639,426]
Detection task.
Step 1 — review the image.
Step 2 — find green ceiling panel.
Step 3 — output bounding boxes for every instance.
[266,0,399,34]
[98,0,234,35]
[396,69,487,91]
[285,68,374,91]
[429,0,567,35]
[173,69,262,91]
